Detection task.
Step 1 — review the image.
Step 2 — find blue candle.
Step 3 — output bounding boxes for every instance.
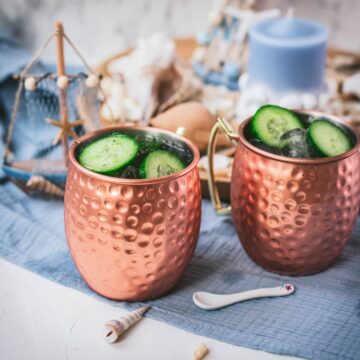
[248,15,328,93]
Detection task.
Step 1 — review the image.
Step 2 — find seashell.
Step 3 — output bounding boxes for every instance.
[24,77,37,91]
[85,74,100,88]
[325,78,338,98]
[26,175,64,197]
[343,72,360,99]
[57,75,69,90]
[155,65,203,116]
[104,306,150,344]
[194,343,209,360]
[150,102,217,152]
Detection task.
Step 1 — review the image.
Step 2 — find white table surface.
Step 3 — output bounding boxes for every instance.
[0,258,301,360]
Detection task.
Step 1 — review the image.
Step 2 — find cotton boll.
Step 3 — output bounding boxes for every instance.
[318,93,331,110]
[112,82,127,99]
[123,98,143,121]
[238,73,249,91]
[343,73,360,98]
[300,93,318,109]
[248,85,269,105]
[236,97,255,123]
[278,93,302,109]
[101,97,125,120]
[100,77,115,97]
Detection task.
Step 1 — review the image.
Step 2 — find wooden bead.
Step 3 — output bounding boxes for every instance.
[57,75,69,89]
[86,74,100,88]
[209,10,222,27]
[24,77,37,91]
[192,47,206,63]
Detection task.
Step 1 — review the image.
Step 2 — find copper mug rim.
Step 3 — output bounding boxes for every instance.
[68,125,200,185]
[237,110,360,165]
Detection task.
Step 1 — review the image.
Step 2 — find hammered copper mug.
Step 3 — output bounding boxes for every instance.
[208,113,360,275]
[65,126,201,300]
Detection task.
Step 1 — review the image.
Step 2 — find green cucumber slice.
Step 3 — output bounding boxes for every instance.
[251,105,304,148]
[140,150,185,179]
[308,119,352,157]
[78,133,139,174]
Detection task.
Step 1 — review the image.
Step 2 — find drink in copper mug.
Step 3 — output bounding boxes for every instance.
[208,107,360,275]
[64,126,201,300]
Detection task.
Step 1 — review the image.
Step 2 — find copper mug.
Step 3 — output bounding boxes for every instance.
[208,113,360,275]
[64,126,201,300]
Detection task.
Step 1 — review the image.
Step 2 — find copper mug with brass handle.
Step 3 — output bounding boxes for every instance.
[207,113,360,275]
[65,126,201,301]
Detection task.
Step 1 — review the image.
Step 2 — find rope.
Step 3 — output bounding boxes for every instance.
[63,32,114,121]
[4,27,115,164]
[3,33,54,163]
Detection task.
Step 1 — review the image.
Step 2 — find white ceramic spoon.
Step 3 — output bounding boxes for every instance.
[193,284,295,310]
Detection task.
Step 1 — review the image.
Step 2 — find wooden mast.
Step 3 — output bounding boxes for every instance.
[54,21,69,167]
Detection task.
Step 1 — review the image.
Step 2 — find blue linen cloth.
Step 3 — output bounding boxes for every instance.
[0,33,359,360]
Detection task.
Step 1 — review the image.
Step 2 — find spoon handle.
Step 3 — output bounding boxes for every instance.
[193,284,295,310]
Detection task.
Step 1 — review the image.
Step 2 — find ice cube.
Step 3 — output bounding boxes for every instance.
[248,138,281,155]
[280,128,311,159]
[117,166,140,179]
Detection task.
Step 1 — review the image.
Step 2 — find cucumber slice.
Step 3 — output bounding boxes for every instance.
[140,150,185,179]
[308,119,352,157]
[78,133,139,174]
[251,105,304,148]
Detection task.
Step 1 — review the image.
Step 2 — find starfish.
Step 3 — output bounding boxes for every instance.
[46,118,84,145]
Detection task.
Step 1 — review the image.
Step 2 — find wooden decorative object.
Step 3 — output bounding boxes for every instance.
[2,20,105,197]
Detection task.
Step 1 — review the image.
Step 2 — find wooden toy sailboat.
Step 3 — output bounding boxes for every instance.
[192,0,280,90]
[2,21,105,196]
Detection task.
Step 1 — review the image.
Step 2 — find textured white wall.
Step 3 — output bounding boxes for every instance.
[0,0,359,66]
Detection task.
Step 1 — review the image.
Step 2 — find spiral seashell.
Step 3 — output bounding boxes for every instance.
[104,306,150,344]
[26,175,64,197]
[194,343,209,360]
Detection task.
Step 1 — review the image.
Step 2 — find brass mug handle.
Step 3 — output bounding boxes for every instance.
[207,117,239,215]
